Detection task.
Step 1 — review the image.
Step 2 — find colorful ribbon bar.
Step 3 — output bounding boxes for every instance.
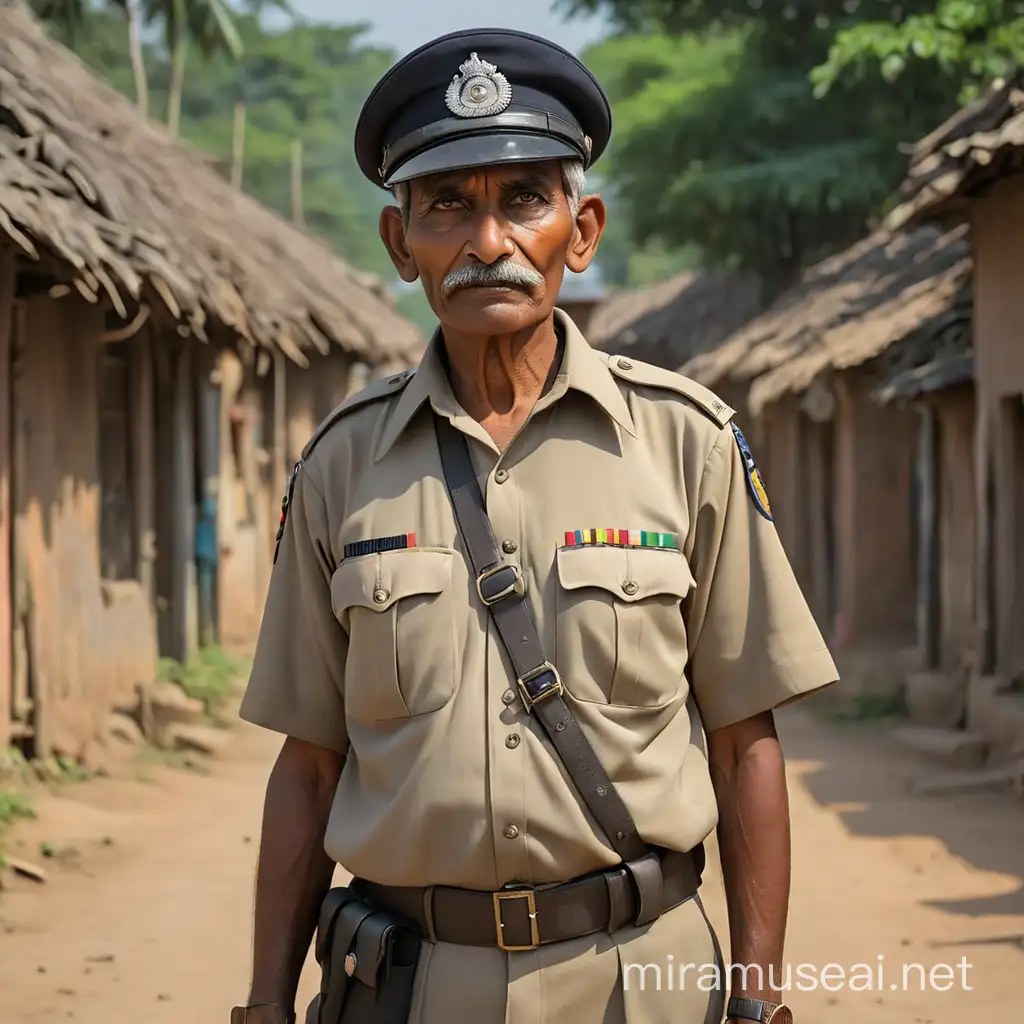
[563,529,678,550]
[343,533,417,559]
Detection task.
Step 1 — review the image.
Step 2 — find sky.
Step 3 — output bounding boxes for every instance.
[288,0,611,58]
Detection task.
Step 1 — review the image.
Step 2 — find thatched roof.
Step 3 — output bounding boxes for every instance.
[885,73,1024,231]
[0,1,423,367]
[685,225,972,417]
[586,270,763,371]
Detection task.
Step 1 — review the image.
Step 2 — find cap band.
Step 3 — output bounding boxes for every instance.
[381,109,592,180]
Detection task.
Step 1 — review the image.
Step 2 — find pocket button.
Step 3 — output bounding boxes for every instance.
[372,587,390,604]
[621,580,639,596]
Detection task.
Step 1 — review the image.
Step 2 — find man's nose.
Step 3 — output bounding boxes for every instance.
[465,209,516,265]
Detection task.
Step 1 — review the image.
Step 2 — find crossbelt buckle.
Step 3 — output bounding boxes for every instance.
[492,888,540,951]
[476,563,526,606]
[517,662,563,711]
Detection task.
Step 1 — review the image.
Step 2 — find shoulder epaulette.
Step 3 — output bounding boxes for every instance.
[603,353,735,428]
[300,368,415,461]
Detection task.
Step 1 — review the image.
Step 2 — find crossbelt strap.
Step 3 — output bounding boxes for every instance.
[433,415,671,927]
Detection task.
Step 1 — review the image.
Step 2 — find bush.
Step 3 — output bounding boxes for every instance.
[157,646,250,716]
[0,789,35,868]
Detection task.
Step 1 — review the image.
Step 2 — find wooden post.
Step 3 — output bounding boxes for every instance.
[131,329,156,603]
[273,351,287,513]
[231,102,246,190]
[916,405,941,670]
[195,350,221,647]
[0,251,15,748]
[170,344,196,661]
[291,140,304,229]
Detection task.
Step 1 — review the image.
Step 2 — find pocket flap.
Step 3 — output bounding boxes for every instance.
[556,545,695,603]
[331,548,454,614]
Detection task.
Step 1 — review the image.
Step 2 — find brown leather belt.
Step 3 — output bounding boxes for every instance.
[350,846,704,951]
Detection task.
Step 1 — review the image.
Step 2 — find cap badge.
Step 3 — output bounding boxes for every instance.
[445,52,513,118]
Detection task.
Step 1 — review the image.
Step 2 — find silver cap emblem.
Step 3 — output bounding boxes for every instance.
[445,52,513,118]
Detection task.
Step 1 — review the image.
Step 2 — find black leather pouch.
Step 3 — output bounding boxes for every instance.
[305,886,422,1024]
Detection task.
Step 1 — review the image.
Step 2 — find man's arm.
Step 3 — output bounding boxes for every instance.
[707,710,790,1013]
[246,736,344,1021]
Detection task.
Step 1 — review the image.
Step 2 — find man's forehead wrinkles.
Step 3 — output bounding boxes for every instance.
[415,170,557,201]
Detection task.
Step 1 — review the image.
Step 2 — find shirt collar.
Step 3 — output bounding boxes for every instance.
[373,307,636,462]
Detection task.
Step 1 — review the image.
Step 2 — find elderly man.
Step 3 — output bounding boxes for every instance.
[232,27,837,1024]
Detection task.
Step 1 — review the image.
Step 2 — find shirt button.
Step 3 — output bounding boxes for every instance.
[502,540,518,554]
[621,580,639,596]
[501,689,516,705]
[505,733,520,749]
[495,469,509,484]
[372,588,390,604]
[503,824,520,839]
[617,358,633,371]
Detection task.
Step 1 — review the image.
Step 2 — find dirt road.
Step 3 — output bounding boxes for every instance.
[1,706,1022,1023]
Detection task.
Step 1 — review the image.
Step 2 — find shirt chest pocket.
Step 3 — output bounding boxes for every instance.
[330,548,457,723]
[554,545,695,708]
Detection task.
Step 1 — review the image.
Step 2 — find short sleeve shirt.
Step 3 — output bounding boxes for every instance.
[239,309,838,891]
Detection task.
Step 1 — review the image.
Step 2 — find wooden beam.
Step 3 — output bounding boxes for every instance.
[0,250,14,748]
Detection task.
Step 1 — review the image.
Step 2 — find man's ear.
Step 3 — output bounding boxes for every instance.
[379,206,419,283]
[565,194,606,274]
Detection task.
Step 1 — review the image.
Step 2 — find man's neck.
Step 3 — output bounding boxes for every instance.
[440,315,562,450]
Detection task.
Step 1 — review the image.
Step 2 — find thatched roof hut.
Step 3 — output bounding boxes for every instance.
[884,73,1024,232]
[586,270,763,372]
[684,225,972,416]
[0,0,422,368]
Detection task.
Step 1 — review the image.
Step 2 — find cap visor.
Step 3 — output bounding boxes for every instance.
[385,133,580,186]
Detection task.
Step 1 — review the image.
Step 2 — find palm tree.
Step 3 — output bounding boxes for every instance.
[109,0,149,116]
[144,0,243,138]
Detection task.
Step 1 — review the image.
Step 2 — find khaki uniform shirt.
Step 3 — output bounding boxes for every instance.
[240,309,837,1023]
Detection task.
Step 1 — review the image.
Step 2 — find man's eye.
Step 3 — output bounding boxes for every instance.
[514,191,543,204]
[432,197,460,210]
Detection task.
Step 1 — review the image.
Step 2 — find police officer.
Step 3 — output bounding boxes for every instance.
[232,27,837,1024]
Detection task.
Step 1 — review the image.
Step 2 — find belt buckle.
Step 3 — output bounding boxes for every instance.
[476,563,525,606]
[517,662,563,711]
[492,887,540,951]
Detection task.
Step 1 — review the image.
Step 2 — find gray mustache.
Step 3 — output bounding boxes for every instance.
[441,261,545,298]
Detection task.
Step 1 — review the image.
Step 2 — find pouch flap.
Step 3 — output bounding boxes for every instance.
[331,548,454,613]
[315,887,360,964]
[556,544,695,602]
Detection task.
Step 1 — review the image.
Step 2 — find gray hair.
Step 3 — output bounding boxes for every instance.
[391,158,586,223]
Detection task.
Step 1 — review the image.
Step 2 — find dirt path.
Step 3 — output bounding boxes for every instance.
[1,706,1022,1023]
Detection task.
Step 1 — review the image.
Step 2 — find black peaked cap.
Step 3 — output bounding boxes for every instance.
[354,28,612,190]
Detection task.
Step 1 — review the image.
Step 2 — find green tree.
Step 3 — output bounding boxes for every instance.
[563,0,959,291]
[811,0,1024,104]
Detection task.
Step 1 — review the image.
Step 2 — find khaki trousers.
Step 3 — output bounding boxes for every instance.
[404,892,725,1024]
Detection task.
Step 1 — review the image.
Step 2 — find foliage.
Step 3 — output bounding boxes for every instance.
[31,7,439,332]
[812,1,1024,104]
[157,645,249,715]
[0,789,36,868]
[565,0,961,290]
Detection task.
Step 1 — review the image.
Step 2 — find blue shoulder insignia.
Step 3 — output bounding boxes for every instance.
[731,422,773,521]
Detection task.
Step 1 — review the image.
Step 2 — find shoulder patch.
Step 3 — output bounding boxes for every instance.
[731,422,773,522]
[604,354,735,427]
[273,460,301,564]
[300,368,415,461]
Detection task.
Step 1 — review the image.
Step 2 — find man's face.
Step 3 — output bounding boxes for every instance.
[380,160,604,337]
